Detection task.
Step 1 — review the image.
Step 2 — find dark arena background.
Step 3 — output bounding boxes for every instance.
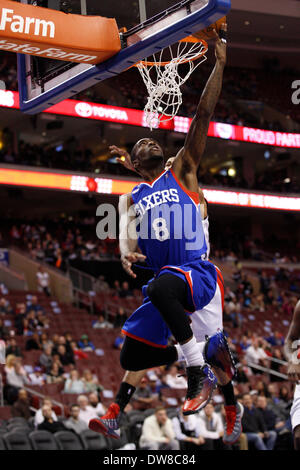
[0,0,299,458]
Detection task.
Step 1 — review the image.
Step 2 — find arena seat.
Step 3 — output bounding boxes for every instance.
[3,431,32,450]
[0,407,12,420]
[7,417,28,427]
[7,419,31,430]
[79,429,108,450]
[54,431,83,450]
[29,430,60,450]
[7,425,31,435]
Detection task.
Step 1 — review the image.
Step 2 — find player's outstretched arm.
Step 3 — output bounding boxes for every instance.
[284,300,300,382]
[109,145,137,173]
[119,193,146,278]
[174,23,227,178]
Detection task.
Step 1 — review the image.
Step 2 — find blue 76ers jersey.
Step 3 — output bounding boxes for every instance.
[131,168,207,272]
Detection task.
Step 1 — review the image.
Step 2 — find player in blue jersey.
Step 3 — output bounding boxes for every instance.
[90,149,243,445]
[89,24,244,440]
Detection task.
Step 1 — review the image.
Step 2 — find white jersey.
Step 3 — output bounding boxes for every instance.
[291,383,300,430]
[201,216,210,261]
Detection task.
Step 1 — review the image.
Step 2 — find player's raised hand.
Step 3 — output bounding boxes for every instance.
[109,145,136,173]
[287,362,300,383]
[121,252,146,278]
[213,22,227,66]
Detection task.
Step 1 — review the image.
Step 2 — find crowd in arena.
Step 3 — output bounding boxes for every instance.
[3,218,120,271]
[0,268,296,450]
[1,136,299,194]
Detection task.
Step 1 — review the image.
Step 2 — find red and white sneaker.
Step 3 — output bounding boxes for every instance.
[223,402,244,445]
[182,364,217,415]
[88,403,121,439]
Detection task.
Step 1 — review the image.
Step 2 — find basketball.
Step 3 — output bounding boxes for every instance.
[192,16,226,41]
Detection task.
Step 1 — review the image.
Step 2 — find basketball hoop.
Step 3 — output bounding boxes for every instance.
[135,37,208,130]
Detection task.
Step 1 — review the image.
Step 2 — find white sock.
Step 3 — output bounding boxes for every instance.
[175,344,185,362]
[180,336,204,367]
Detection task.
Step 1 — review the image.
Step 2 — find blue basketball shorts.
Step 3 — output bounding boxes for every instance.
[122,260,224,348]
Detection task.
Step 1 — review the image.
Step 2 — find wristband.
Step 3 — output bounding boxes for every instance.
[219,29,227,44]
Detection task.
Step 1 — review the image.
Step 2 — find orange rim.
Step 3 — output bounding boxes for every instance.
[134,38,208,67]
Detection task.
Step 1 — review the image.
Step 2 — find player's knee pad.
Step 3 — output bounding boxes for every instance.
[147,278,163,305]
[204,330,236,380]
[147,273,186,306]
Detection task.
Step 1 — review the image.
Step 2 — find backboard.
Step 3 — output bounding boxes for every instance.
[16,0,231,114]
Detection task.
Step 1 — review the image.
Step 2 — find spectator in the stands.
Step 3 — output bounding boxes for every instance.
[255,380,269,397]
[259,271,270,295]
[40,331,53,350]
[26,310,39,332]
[14,303,26,335]
[0,297,13,315]
[5,338,22,357]
[139,407,180,450]
[39,344,53,370]
[235,359,251,383]
[82,369,103,393]
[92,314,113,329]
[196,403,225,450]
[0,318,9,340]
[256,396,279,445]
[265,331,284,347]
[63,370,85,394]
[88,392,106,416]
[26,295,43,314]
[172,409,206,450]
[95,275,109,293]
[64,404,88,434]
[11,388,32,420]
[132,378,156,411]
[57,344,75,366]
[78,334,95,352]
[245,338,268,371]
[114,330,125,350]
[165,365,187,389]
[70,340,88,360]
[239,335,252,352]
[5,359,29,403]
[38,405,66,433]
[119,281,133,298]
[114,307,127,328]
[64,331,73,350]
[34,397,58,427]
[267,384,291,423]
[29,366,46,386]
[77,395,97,424]
[264,289,276,306]
[36,265,51,296]
[241,393,274,450]
[25,332,42,351]
[46,361,64,384]
[4,354,16,374]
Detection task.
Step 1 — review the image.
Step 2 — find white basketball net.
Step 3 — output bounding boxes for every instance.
[137,40,207,130]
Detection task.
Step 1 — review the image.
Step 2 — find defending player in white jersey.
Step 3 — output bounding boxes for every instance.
[284,299,300,450]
